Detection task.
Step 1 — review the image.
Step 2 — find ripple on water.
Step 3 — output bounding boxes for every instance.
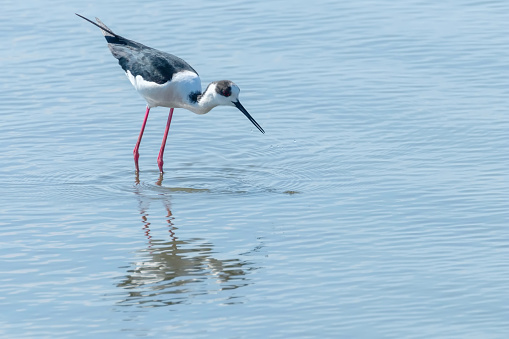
[111,137,338,197]
[129,163,311,196]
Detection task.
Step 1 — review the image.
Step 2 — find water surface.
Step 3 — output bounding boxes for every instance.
[1,0,508,337]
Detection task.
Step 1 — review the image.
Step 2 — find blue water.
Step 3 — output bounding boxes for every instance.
[1,0,508,337]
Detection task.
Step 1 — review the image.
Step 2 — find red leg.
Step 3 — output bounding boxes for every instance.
[133,106,150,172]
[157,108,174,173]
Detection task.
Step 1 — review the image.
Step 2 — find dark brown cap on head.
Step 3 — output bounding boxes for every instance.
[215,80,234,97]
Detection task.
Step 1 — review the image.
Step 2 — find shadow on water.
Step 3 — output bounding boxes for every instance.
[130,162,303,195]
[134,172,212,193]
[114,174,261,308]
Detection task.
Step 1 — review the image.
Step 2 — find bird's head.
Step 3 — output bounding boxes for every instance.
[207,80,265,134]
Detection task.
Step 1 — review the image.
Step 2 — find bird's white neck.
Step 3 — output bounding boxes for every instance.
[184,83,222,115]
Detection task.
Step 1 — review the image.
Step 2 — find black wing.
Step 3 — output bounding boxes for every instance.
[76,14,198,84]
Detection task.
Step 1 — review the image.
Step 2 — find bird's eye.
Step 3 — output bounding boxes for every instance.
[222,88,231,97]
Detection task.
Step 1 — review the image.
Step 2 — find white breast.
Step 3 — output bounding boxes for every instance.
[126,70,201,108]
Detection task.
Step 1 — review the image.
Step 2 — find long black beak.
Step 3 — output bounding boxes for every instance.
[233,101,265,134]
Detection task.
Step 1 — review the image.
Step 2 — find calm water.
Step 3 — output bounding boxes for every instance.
[1,0,508,337]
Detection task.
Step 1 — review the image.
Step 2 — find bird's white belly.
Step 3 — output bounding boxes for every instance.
[126,70,201,108]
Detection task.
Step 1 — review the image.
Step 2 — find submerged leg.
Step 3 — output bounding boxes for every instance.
[157,108,174,173]
[133,106,150,172]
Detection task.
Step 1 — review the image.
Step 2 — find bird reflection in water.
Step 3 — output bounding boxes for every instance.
[116,182,260,307]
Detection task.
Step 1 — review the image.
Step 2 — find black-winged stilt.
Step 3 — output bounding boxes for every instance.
[76,14,264,173]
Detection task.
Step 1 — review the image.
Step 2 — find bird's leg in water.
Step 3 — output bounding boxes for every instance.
[134,106,151,172]
[157,108,174,173]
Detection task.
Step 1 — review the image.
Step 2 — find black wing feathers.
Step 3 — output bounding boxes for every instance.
[116,49,197,84]
[76,13,198,84]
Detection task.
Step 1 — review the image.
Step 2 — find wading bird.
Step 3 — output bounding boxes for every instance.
[76,14,264,173]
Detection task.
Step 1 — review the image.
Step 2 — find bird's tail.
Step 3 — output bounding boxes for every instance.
[76,13,144,49]
[75,13,117,38]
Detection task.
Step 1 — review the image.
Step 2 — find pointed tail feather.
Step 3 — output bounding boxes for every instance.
[76,13,146,49]
[94,17,115,38]
[75,13,118,38]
